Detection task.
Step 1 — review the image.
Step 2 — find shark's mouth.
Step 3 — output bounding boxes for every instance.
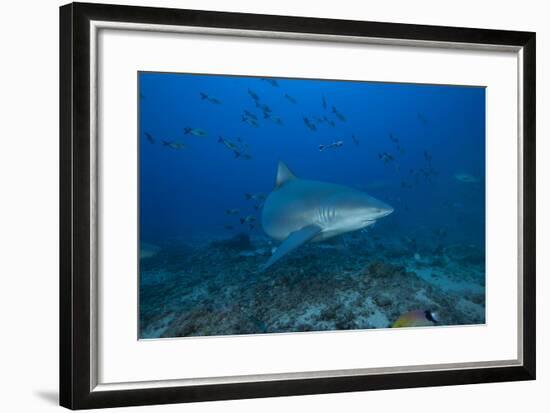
[375,209,394,219]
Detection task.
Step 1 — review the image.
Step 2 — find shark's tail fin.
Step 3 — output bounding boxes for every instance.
[200,92,207,100]
[183,127,191,134]
[217,136,223,143]
[245,193,252,200]
[161,140,170,146]
[234,151,241,158]
[319,145,325,152]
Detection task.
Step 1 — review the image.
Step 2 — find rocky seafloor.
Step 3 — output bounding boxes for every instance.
[139,230,485,338]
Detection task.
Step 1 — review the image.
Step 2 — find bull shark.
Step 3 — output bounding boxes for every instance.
[260,162,394,270]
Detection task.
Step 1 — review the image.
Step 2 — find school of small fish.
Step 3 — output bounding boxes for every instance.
[142,79,475,234]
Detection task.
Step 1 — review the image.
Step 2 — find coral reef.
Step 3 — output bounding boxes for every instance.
[139,231,485,338]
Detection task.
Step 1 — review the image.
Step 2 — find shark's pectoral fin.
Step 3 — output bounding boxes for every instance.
[259,225,322,271]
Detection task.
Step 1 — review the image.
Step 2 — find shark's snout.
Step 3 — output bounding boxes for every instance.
[368,200,393,220]
[379,205,394,218]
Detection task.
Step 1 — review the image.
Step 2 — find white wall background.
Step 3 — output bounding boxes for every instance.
[0,0,546,412]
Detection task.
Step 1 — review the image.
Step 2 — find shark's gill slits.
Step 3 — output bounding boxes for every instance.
[326,207,337,224]
[318,207,333,225]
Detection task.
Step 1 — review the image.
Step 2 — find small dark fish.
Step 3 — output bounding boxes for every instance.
[183,127,208,137]
[248,88,260,101]
[224,225,234,230]
[243,110,258,121]
[328,120,336,128]
[352,134,360,147]
[235,137,249,151]
[331,106,347,122]
[303,117,317,132]
[245,193,266,201]
[241,115,259,128]
[226,209,240,215]
[233,150,253,160]
[240,215,256,224]
[272,117,284,126]
[417,167,438,181]
[284,94,297,104]
[199,92,222,104]
[319,140,343,151]
[264,113,284,125]
[261,78,279,87]
[454,173,479,183]
[162,141,185,150]
[378,152,394,163]
[255,101,272,113]
[218,136,239,152]
[144,132,155,144]
[253,202,265,211]
[322,96,327,110]
[235,137,248,149]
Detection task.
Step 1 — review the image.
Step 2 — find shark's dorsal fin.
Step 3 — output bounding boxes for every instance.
[276,161,296,189]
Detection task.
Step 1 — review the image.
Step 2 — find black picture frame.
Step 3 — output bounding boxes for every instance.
[60,2,536,409]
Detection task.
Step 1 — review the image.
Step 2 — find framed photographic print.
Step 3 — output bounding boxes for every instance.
[60,2,536,409]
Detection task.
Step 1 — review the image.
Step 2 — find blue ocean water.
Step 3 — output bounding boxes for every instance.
[138,72,486,338]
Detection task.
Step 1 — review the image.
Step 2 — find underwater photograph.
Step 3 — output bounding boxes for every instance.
[138,72,486,339]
